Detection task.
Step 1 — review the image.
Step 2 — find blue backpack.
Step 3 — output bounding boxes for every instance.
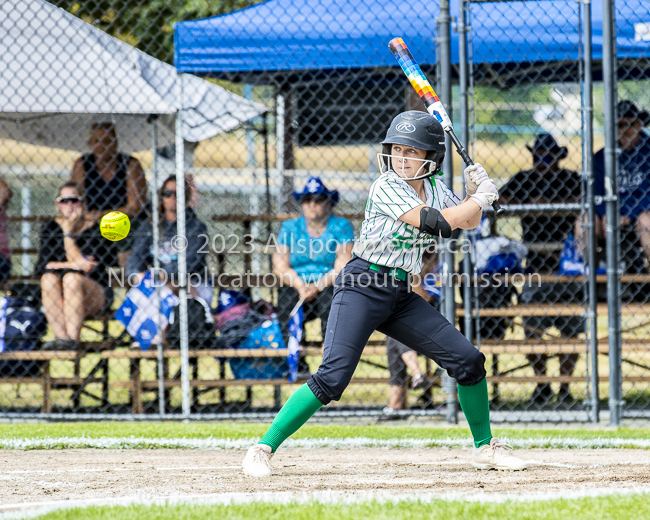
[215,294,288,380]
[0,297,48,377]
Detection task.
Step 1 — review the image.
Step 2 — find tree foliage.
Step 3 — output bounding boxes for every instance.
[52,1,264,63]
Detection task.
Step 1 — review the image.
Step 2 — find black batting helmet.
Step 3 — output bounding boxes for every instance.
[381,111,446,176]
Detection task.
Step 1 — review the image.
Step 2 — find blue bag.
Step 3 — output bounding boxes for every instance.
[229,318,289,380]
[559,233,592,275]
[0,297,48,377]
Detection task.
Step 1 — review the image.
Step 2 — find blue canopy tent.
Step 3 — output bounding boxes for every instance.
[174,0,650,82]
[174,0,650,146]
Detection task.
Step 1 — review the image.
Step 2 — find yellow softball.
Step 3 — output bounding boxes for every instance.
[100,211,130,241]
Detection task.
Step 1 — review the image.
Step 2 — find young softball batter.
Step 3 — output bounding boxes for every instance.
[243,110,528,476]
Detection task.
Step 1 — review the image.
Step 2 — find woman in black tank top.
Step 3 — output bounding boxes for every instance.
[81,152,130,211]
[71,122,148,224]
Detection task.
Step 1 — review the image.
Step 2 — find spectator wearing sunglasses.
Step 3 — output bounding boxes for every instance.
[274,177,354,358]
[35,183,118,349]
[126,175,211,304]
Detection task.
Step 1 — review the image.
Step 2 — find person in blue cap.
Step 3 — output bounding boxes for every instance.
[273,176,354,364]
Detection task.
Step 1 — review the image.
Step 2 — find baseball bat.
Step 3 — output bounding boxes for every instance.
[289,297,305,318]
[388,37,503,214]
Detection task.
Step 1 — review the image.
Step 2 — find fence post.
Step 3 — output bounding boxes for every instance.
[150,116,166,417]
[459,0,474,346]
[439,0,459,424]
[245,85,262,299]
[175,73,191,417]
[602,0,622,426]
[581,0,599,423]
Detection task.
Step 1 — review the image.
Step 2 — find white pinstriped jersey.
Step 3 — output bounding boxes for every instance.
[351,171,461,273]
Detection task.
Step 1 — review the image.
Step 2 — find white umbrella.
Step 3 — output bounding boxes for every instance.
[0,0,267,152]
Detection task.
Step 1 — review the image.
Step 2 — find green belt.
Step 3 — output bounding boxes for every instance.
[369,263,409,282]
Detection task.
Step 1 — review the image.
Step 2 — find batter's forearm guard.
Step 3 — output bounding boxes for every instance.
[419,207,452,238]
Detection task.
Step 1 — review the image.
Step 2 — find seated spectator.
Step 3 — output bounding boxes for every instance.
[274,177,354,351]
[126,175,211,304]
[500,134,584,406]
[500,133,582,273]
[35,183,118,349]
[0,177,13,283]
[577,101,650,273]
[71,122,148,265]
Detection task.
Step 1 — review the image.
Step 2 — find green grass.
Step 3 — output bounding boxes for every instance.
[1,422,649,443]
[30,493,650,520]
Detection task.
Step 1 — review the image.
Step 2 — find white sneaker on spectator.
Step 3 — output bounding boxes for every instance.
[471,437,529,471]
[242,444,274,477]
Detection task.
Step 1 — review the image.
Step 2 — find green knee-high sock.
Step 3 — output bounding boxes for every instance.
[457,378,492,448]
[259,384,323,452]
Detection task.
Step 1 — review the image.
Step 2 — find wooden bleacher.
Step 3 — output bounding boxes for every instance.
[3,207,650,413]
[2,329,648,413]
[2,265,649,413]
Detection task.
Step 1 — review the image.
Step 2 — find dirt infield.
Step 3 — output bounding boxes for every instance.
[1,448,650,510]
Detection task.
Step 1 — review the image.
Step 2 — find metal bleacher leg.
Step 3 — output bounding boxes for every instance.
[274,385,281,409]
[73,357,81,410]
[246,386,252,409]
[42,360,51,414]
[219,361,226,404]
[191,357,199,411]
[130,357,142,415]
[101,359,109,409]
[163,358,170,413]
[491,354,500,403]
[423,358,434,407]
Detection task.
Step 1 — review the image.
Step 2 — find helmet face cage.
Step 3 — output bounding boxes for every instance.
[377,144,445,180]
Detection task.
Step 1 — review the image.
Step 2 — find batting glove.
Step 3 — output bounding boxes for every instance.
[470,179,499,209]
[464,163,490,196]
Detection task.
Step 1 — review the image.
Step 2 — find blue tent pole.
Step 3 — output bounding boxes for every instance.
[603,0,622,426]
[244,84,256,167]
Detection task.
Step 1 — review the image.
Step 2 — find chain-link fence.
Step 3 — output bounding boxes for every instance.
[0,0,648,424]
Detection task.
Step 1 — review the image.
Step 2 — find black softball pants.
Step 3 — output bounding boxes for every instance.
[308,257,486,405]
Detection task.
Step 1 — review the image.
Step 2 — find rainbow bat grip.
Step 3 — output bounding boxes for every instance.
[388,37,503,214]
[388,38,453,131]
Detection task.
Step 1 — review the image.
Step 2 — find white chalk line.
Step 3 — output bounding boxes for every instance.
[2,436,650,450]
[1,458,649,481]
[155,465,240,471]
[1,486,650,520]
[0,466,240,475]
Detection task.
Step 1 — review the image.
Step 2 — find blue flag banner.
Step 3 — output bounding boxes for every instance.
[287,305,303,382]
[0,297,7,352]
[114,270,179,350]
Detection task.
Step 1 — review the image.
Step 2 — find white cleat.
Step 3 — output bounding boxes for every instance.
[471,437,529,471]
[242,444,274,477]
